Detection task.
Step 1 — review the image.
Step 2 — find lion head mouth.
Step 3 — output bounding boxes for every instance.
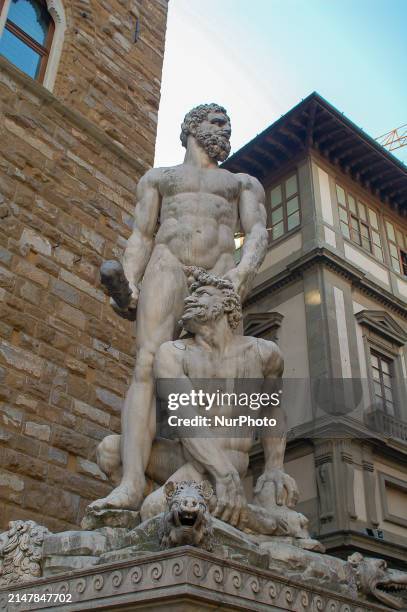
[373,577,407,610]
[179,511,198,527]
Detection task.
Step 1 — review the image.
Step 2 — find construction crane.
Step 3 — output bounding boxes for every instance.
[376,124,407,151]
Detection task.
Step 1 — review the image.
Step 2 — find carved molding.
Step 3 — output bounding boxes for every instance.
[246,247,407,320]
[0,548,388,612]
[355,310,407,347]
[244,312,284,342]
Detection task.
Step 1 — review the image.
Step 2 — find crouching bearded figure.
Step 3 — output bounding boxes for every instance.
[95,267,319,546]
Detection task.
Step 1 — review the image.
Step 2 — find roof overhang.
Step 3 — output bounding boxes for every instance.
[222,92,407,214]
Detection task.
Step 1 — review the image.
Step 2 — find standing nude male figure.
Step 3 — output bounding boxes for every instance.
[91,104,268,510]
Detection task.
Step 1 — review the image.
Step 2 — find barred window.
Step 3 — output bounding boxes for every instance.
[268,173,300,242]
[336,184,384,261]
[0,0,54,82]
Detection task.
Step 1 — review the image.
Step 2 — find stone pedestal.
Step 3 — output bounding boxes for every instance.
[1,547,389,612]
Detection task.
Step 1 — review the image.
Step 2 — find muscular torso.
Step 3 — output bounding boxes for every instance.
[158,336,281,464]
[180,335,265,379]
[154,165,242,270]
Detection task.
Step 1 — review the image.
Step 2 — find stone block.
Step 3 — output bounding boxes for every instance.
[20,228,52,256]
[73,399,110,427]
[0,470,24,504]
[0,247,12,266]
[0,404,23,427]
[0,341,44,377]
[80,226,105,255]
[24,481,80,523]
[25,421,51,441]
[51,278,80,306]
[39,444,68,466]
[36,254,60,276]
[60,268,105,302]
[0,265,15,291]
[58,302,86,330]
[15,393,38,412]
[1,447,48,480]
[18,280,42,305]
[77,457,107,481]
[43,555,99,577]
[52,425,91,458]
[95,386,122,413]
[43,530,107,557]
[14,259,49,288]
[81,507,140,530]
[65,356,87,375]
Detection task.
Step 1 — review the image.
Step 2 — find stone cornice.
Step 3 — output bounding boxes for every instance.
[0,546,390,611]
[247,246,407,319]
[319,530,407,567]
[0,56,148,174]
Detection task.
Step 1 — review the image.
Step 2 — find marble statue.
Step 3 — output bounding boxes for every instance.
[94,267,316,545]
[1,104,407,612]
[90,103,269,512]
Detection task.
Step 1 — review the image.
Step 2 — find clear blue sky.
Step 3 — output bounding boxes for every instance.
[155,0,407,167]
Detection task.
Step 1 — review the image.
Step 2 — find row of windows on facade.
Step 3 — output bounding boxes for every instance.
[0,0,54,82]
[336,183,407,276]
[235,171,407,279]
[234,173,300,259]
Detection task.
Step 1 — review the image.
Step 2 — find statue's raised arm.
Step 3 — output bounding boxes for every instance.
[224,174,268,301]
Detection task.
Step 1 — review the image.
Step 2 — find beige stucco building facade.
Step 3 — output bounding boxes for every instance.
[223,92,407,569]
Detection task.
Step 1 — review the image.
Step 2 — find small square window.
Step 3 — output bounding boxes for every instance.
[271,186,282,208]
[272,221,284,240]
[285,174,298,199]
[287,211,300,230]
[358,202,367,222]
[271,207,283,225]
[287,196,299,216]
[336,185,346,206]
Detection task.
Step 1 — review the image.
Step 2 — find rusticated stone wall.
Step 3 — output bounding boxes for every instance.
[0,0,167,531]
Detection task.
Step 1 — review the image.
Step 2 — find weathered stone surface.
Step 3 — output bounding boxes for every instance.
[81,507,140,531]
[0,520,50,587]
[43,555,99,577]
[24,421,51,441]
[77,457,107,481]
[52,426,91,458]
[0,0,167,532]
[20,228,52,257]
[0,342,44,377]
[43,530,107,557]
[95,387,123,413]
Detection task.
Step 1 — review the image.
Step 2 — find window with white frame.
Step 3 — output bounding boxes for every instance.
[0,0,66,90]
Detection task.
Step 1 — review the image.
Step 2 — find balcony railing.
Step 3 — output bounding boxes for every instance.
[365,409,407,442]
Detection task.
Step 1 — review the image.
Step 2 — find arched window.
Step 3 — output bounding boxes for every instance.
[0,0,54,82]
